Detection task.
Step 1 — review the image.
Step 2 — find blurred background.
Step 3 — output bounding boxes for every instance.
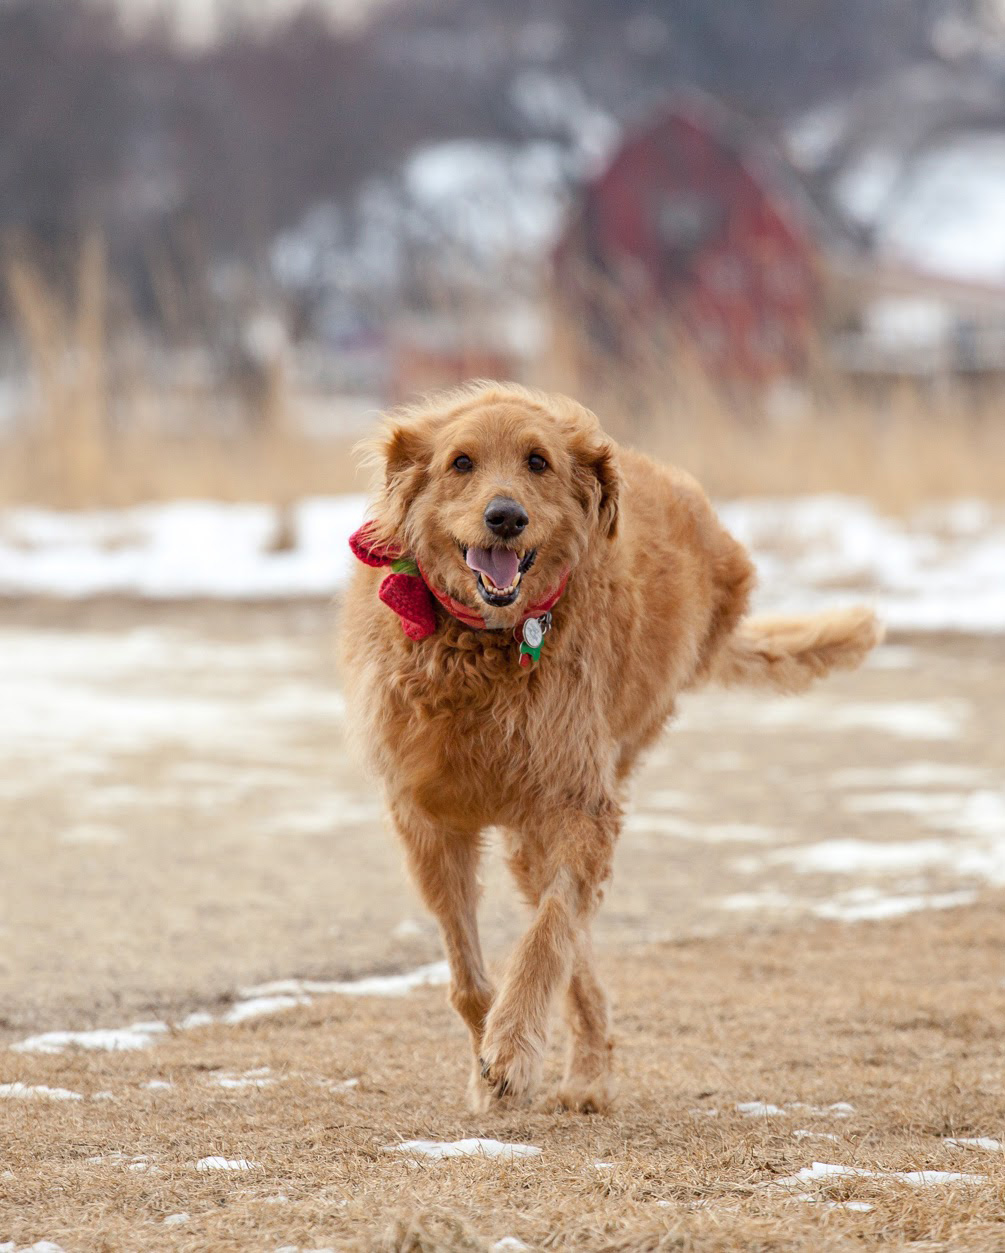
[1,0,1003,1049]
[2,0,1005,519]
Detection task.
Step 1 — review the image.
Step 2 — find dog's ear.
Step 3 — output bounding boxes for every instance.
[571,433,620,539]
[365,420,431,547]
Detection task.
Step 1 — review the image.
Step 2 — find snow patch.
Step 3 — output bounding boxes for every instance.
[769,838,969,875]
[0,1244,69,1253]
[242,961,450,1001]
[831,763,991,789]
[845,790,974,816]
[721,884,977,920]
[88,1152,153,1171]
[945,1137,1002,1151]
[215,1068,276,1089]
[0,497,365,599]
[822,702,968,741]
[775,1160,986,1188]
[720,890,797,913]
[223,994,310,1025]
[737,1101,785,1117]
[623,814,779,842]
[10,963,451,1057]
[0,1082,83,1101]
[812,887,977,921]
[737,1101,854,1120]
[719,495,1005,634]
[12,1021,168,1054]
[382,1138,541,1161]
[1,495,1001,633]
[195,1156,259,1171]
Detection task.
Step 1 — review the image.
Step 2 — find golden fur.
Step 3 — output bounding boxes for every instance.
[338,381,882,1113]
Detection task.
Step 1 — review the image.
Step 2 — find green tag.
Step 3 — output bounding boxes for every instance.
[390,556,420,576]
[519,640,543,664]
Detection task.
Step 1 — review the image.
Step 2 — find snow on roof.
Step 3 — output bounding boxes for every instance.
[788,65,1005,285]
[403,139,569,262]
[874,134,1005,283]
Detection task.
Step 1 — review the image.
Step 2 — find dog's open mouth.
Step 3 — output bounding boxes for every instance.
[464,546,537,608]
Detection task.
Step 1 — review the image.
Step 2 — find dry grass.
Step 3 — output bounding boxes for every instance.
[3,244,1005,512]
[1,242,364,507]
[551,337,1005,513]
[545,282,1005,511]
[6,365,1002,513]
[0,423,364,507]
[636,392,1005,513]
[3,899,1005,1251]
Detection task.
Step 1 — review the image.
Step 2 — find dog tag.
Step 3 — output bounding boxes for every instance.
[518,616,546,667]
[522,617,544,649]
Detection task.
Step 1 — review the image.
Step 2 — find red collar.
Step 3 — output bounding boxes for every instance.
[349,522,567,642]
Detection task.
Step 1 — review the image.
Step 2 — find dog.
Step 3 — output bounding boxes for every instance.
[338,381,881,1113]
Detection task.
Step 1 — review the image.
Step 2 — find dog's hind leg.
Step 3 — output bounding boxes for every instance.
[479,803,617,1109]
[505,845,616,1113]
[557,927,616,1113]
[390,800,493,1107]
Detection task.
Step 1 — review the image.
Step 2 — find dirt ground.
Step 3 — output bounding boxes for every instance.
[2,599,1004,1251]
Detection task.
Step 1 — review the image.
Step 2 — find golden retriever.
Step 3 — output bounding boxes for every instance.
[338,381,881,1113]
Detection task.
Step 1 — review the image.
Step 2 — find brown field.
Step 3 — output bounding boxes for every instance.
[4,901,1005,1253]
[2,600,1003,1251]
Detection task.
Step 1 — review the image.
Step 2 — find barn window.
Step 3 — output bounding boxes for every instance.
[654,193,723,253]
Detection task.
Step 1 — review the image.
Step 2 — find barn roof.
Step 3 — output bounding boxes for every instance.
[567,87,867,263]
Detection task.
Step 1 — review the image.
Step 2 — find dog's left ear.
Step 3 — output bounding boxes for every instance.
[573,435,621,539]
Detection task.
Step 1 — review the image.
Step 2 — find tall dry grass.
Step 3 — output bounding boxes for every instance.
[1,240,364,507]
[2,240,1003,512]
[545,292,1005,511]
[577,370,1005,514]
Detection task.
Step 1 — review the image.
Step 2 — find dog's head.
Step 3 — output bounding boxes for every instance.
[363,383,620,627]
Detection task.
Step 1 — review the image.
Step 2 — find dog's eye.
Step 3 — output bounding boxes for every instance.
[452,454,473,473]
[528,453,548,474]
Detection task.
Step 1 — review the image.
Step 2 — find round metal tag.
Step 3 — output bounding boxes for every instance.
[522,617,544,649]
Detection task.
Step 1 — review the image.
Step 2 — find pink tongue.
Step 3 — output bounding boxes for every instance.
[465,546,520,589]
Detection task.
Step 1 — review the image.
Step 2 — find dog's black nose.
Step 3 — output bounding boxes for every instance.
[484,496,528,539]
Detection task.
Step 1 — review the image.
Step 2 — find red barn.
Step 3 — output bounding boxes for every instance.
[554,93,831,382]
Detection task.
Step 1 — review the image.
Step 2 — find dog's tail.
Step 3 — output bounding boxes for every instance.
[704,606,883,694]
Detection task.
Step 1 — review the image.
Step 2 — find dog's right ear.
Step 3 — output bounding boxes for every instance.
[364,421,430,548]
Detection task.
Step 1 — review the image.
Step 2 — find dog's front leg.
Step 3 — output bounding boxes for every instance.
[478,805,616,1109]
[390,799,493,1106]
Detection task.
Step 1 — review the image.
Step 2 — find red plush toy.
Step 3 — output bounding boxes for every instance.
[348,524,437,640]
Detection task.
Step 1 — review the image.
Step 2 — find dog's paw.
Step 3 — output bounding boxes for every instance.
[477,1029,543,1107]
[555,1071,618,1115]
